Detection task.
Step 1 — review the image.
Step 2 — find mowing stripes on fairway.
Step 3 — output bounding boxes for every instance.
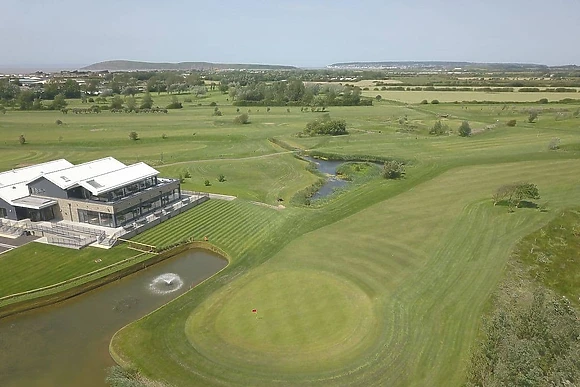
[133,199,286,257]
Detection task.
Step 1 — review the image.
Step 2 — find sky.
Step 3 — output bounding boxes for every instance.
[2,0,580,69]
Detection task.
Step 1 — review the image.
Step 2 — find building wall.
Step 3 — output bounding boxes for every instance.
[55,199,114,223]
[0,197,18,221]
[112,180,180,213]
[27,177,68,199]
[53,180,180,224]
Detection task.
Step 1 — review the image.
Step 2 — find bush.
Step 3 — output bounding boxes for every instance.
[18,134,26,145]
[217,174,226,182]
[161,133,167,139]
[528,111,538,123]
[209,101,217,106]
[420,99,428,104]
[233,113,250,125]
[55,119,63,125]
[303,115,348,136]
[458,121,472,137]
[538,98,549,104]
[204,179,211,186]
[129,131,139,141]
[506,119,517,127]
[183,170,191,179]
[548,137,560,150]
[431,99,440,104]
[429,120,448,135]
[382,160,405,179]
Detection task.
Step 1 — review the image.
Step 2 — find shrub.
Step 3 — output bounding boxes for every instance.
[217,174,226,182]
[183,170,191,178]
[420,99,428,104]
[88,97,94,103]
[55,119,63,125]
[128,131,139,141]
[233,113,250,125]
[303,116,348,136]
[375,95,382,101]
[458,121,472,137]
[429,120,448,135]
[548,137,560,150]
[538,98,549,104]
[204,179,211,186]
[18,134,26,145]
[528,111,538,123]
[382,160,405,179]
[431,99,440,104]
[209,101,217,106]
[506,119,517,127]
[161,133,167,139]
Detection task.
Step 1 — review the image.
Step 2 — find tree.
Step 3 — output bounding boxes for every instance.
[166,96,182,109]
[548,137,560,150]
[506,119,517,127]
[129,131,139,141]
[62,79,81,98]
[17,90,35,110]
[429,120,448,136]
[492,182,540,209]
[121,86,138,97]
[18,134,26,145]
[218,174,226,182]
[458,121,471,137]
[140,92,153,109]
[528,111,538,123]
[110,95,124,109]
[125,96,137,111]
[375,95,382,101]
[51,94,67,110]
[382,160,405,179]
[233,113,250,125]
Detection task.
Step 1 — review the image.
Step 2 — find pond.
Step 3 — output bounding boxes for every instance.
[0,249,227,387]
[302,156,349,200]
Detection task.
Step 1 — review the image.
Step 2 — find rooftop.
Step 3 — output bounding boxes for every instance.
[0,159,73,188]
[78,162,159,195]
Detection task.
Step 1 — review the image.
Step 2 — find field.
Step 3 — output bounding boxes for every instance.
[363,90,580,103]
[2,89,580,385]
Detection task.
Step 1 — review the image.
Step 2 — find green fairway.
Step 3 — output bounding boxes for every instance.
[363,90,580,103]
[2,91,580,386]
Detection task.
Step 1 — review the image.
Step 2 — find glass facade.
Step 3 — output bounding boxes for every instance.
[114,188,181,226]
[77,209,115,227]
[67,176,161,203]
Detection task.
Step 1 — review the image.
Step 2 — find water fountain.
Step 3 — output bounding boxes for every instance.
[148,273,184,295]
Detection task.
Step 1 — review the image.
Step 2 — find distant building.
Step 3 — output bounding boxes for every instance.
[0,157,181,228]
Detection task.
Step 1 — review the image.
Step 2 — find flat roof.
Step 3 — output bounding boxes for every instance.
[12,196,57,210]
[78,162,159,195]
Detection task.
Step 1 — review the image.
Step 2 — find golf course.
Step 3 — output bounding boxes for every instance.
[1,87,580,385]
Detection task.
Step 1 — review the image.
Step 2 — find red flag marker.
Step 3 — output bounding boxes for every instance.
[252,309,257,313]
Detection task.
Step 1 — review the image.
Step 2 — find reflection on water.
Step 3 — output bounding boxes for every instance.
[303,156,349,200]
[0,249,227,387]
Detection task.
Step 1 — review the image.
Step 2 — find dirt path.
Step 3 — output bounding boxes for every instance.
[160,151,296,168]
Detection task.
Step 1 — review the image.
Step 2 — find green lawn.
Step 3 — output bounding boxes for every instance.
[2,93,580,386]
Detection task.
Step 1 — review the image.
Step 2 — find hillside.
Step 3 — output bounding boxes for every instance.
[82,60,297,71]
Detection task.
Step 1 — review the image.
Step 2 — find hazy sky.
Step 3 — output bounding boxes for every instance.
[2,0,579,68]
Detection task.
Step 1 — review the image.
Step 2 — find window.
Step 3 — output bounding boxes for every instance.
[0,208,7,218]
[30,187,46,195]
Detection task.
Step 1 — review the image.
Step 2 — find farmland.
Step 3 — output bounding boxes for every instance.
[1,86,580,386]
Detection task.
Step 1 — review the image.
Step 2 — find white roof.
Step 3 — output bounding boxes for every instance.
[0,183,30,204]
[40,157,126,189]
[78,162,159,195]
[0,159,73,188]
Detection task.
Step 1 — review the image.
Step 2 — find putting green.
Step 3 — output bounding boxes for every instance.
[185,270,377,372]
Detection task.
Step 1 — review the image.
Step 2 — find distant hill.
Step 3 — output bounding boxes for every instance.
[327,61,551,71]
[81,60,297,71]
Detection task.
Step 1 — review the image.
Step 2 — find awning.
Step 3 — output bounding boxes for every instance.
[12,196,58,210]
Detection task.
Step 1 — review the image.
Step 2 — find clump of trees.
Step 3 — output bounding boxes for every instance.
[382,160,405,179]
[492,182,540,210]
[302,115,348,136]
[429,120,449,136]
[458,121,472,137]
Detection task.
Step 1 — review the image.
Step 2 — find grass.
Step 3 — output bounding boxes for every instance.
[2,92,580,385]
[0,243,136,297]
[363,90,580,103]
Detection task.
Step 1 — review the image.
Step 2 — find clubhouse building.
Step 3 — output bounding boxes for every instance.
[0,157,182,229]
